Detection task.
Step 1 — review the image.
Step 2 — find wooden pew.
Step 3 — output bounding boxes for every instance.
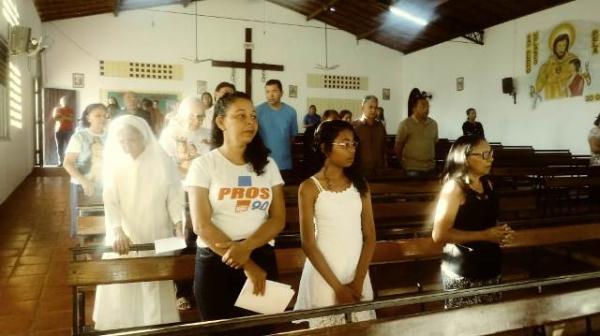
[273,287,600,336]
[76,216,105,246]
[68,222,600,333]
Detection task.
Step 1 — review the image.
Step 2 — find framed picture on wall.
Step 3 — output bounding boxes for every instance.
[456,77,464,91]
[72,73,84,88]
[289,85,298,98]
[382,88,391,100]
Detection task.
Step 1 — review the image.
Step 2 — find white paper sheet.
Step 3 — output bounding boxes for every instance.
[154,237,187,254]
[234,279,295,314]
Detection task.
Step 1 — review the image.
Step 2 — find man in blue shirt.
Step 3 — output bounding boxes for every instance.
[256,79,298,172]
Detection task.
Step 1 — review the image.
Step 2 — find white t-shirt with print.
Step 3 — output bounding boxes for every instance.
[184,149,284,247]
[65,128,106,184]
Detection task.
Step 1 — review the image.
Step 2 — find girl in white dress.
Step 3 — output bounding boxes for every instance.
[93,115,184,330]
[294,120,377,328]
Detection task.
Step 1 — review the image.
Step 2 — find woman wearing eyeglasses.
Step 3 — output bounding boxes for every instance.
[432,135,514,308]
[294,120,376,328]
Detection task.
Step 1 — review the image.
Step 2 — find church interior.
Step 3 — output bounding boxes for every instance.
[0,0,599,335]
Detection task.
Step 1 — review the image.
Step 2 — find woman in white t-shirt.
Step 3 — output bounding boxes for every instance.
[63,103,107,237]
[185,91,285,321]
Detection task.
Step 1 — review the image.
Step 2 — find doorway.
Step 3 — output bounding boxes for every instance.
[42,88,76,166]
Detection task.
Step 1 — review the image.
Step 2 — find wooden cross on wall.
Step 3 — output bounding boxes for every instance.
[211,28,284,97]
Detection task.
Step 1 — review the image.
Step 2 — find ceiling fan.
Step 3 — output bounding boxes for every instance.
[182,1,211,64]
[315,23,339,71]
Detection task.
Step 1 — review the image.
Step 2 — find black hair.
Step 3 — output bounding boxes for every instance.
[377,107,385,121]
[322,109,339,121]
[141,98,153,109]
[570,58,581,72]
[553,34,570,55]
[80,103,107,128]
[362,95,378,106]
[107,96,120,108]
[265,79,283,91]
[215,82,236,93]
[339,110,352,120]
[594,113,600,127]
[408,88,425,116]
[211,91,270,175]
[313,120,368,196]
[442,135,487,190]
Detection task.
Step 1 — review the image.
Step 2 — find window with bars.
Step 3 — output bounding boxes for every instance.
[0,38,9,140]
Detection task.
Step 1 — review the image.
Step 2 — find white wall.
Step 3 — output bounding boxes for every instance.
[42,0,404,133]
[0,0,41,204]
[401,0,600,155]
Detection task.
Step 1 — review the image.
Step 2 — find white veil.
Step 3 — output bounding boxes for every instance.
[102,115,183,245]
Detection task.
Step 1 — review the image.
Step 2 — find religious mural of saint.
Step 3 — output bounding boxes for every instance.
[530,23,591,101]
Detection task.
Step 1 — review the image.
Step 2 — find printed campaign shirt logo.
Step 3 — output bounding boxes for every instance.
[217,176,271,213]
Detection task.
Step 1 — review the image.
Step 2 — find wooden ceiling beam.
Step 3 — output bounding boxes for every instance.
[41,7,114,22]
[306,0,342,21]
[38,3,113,16]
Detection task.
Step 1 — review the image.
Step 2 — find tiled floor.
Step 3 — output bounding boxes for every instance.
[0,175,74,335]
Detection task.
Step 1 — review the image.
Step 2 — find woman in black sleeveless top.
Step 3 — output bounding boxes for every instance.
[432,135,514,308]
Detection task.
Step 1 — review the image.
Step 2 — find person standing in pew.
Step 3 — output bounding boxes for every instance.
[462,108,485,138]
[294,120,376,328]
[93,115,184,330]
[588,113,600,167]
[159,97,212,311]
[256,79,298,177]
[63,103,108,237]
[352,95,387,176]
[432,135,514,309]
[395,89,438,178]
[185,92,285,321]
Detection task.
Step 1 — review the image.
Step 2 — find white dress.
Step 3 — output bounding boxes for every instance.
[294,177,376,328]
[93,116,182,330]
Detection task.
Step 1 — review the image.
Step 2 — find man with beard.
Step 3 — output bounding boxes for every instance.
[532,31,579,100]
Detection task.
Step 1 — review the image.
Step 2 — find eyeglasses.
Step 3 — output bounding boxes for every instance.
[332,141,359,149]
[468,150,494,160]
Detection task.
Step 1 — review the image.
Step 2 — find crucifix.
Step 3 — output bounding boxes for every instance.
[211,28,284,97]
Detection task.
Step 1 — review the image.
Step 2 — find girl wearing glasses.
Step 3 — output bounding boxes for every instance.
[294,120,376,327]
[432,135,514,308]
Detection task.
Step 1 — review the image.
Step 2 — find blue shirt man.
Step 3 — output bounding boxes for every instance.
[256,79,298,171]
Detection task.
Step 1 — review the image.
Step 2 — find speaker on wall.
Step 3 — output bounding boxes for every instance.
[9,25,31,55]
[502,77,514,94]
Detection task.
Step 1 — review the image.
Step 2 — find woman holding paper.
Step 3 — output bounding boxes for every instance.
[294,120,376,328]
[93,115,184,330]
[185,92,285,320]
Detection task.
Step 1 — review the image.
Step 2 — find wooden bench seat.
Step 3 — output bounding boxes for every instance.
[68,221,600,334]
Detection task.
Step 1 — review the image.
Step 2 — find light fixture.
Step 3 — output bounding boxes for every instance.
[389,6,428,26]
[329,7,336,12]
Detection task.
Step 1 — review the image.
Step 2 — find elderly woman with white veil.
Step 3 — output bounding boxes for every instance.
[93,115,184,330]
[159,96,211,177]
